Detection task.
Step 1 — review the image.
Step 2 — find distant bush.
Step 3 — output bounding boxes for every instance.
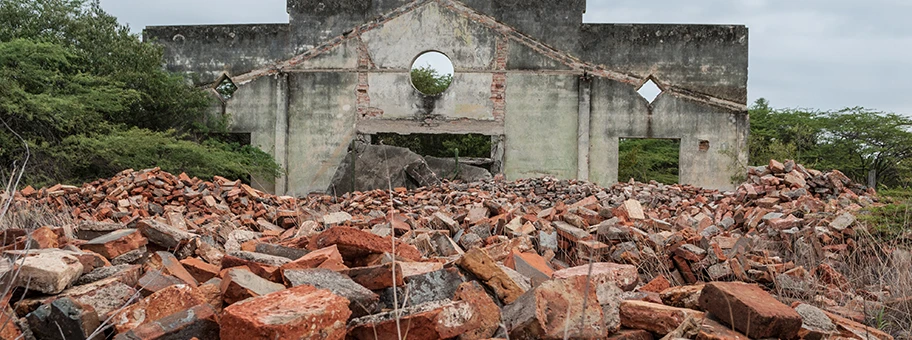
[54,128,281,184]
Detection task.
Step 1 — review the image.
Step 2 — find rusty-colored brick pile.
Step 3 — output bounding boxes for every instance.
[0,159,901,339]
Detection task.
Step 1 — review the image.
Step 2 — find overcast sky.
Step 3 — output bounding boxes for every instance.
[101,0,911,115]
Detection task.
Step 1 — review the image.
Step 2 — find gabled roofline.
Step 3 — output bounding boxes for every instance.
[224,0,746,112]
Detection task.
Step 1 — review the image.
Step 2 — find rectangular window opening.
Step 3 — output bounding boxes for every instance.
[618,138,680,184]
[373,133,494,170]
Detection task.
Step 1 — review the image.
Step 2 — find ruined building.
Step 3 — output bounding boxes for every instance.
[144,0,749,195]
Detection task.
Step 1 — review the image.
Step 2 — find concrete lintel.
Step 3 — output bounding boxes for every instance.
[356,119,504,135]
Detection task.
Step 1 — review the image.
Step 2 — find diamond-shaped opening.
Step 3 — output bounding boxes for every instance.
[637,79,662,104]
[214,75,238,100]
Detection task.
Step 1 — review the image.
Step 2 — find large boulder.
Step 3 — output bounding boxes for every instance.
[327,143,438,193]
[424,156,492,182]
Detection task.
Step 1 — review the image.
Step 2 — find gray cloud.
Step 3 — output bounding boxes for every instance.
[100,0,912,114]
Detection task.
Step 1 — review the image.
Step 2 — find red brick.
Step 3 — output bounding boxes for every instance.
[179,257,220,283]
[553,262,639,291]
[113,304,219,340]
[348,299,484,340]
[619,300,704,335]
[698,282,802,339]
[503,250,553,287]
[821,308,893,340]
[607,329,654,340]
[219,267,284,305]
[816,263,850,290]
[279,244,347,272]
[452,281,501,339]
[308,226,421,262]
[697,317,749,340]
[112,284,207,334]
[147,251,198,287]
[660,284,704,310]
[339,262,404,290]
[81,229,147,259]
[456,248,526,304]
[0,304,24,340]
[502,276,607,339]
[638,275,671,293]
[221,285,350,340]
[29,226,60,249]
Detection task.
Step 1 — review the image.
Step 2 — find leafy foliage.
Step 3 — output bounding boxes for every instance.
[748,99,912,188]
[0,0,279,186]
[58,128,280,182]
[375,134,491,158]
[410,65,453,96]
[858,188,912,242]
[618,139,680,184]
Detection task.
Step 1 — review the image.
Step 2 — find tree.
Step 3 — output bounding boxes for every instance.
[0,0,215,132]
[748,99,912,188]
[410,65,453,96]
[0,0,280,186]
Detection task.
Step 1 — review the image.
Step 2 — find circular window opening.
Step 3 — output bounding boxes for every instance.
[410,51,454,96]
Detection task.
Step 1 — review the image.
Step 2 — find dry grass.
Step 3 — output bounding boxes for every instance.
[840,229,912,338]
[773,223,912,339]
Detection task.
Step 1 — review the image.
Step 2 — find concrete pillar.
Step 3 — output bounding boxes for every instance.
[275,73,289,195]
[491,135,505,175]
[577,76,592,181]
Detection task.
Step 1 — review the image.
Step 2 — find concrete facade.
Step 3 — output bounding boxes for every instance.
[144,0,749,195]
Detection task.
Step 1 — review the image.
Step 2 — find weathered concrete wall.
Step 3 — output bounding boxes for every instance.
[579,24,749,104]
[461,0,585,53]
[143,24,291,84]
[147,0,750,194]
[287,0,415,52]
[223,75,285,193]
[285,73,359,195]
[504,74,579,180]
[588,78,748,190]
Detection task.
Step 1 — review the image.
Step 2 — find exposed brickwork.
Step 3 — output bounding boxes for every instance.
[490,36,508,121]
[356,36,383,119]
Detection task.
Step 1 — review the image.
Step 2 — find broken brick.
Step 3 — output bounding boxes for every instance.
[80,229,147,260]
[698,281,802,339]
[309,226,421,262]
[219,267,285,305]
[221,284,350,340]
[456,248,526,304]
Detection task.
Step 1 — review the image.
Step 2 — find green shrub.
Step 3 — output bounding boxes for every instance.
[52,128,281,186]
[859,188,912,241]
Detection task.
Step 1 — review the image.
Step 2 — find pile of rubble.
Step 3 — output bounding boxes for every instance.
[0,159,905,339]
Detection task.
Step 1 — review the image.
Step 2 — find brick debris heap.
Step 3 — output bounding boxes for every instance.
[0,159,903,339]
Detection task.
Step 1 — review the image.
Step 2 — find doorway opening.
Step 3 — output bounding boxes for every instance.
[618,138,680,184]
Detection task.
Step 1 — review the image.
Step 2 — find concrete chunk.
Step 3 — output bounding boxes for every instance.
[220,267,285,305]
[15,250,84,294]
